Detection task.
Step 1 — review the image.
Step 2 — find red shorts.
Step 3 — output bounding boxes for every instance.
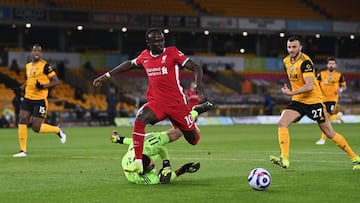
[145,100,195,131]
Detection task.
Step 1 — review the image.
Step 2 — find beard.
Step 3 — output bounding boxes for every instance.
[290,51,300,61]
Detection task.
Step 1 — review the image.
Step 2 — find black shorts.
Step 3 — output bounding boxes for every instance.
[285,101,326,123]
[323,101,336,114]
[20,98,48,118]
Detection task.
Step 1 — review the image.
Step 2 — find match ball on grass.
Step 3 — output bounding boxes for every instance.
[247,168,271,191]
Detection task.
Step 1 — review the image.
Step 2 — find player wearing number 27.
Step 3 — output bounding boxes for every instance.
[13,44,67,157]
[269,36,360,170]
[93,28,204,174]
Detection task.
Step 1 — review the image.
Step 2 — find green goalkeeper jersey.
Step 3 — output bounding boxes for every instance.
[121,132,176,184]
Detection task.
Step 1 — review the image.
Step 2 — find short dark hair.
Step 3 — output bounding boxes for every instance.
[32,44,42,50]
[287,36,302,45]
[142,154,151,172]
[145,27,162,41]
[327,56,336,63]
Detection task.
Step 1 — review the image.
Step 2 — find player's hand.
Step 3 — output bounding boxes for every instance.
[158,160,172,183]
[281,83,292,96]
[175,162,200,176]
[36,80,45,89]
[93,75,108,87]
[111,130,124,144]
[111,134,118,143]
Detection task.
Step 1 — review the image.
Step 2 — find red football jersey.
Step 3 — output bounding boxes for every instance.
[186,88,203,109]
[133,46,189,105]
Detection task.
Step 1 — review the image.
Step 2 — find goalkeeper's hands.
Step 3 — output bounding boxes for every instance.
[158,159,172,184]
[36,80,45,89]
[111,130,124,144]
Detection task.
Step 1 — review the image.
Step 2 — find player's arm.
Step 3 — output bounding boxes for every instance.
[20,67,27,90]
[112,137,132,145]
[156,145,173,183]
[157,146,170,160]
[282,60,314,96]
[93,60,139,87]
[44,75,60,88]
[183,60,204,95]
[36,64,60,89]
[289,76,313,96]
[339,74,346,93]
[19,83,26,91]
[282,77,313,96]
[111,131,132,145]
[165,128,183,142]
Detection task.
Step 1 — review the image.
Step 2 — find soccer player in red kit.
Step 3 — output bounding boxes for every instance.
[93,28,204,174]
[186,81,204,110]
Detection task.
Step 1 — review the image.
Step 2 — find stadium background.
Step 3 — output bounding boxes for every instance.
[0,0,360,126]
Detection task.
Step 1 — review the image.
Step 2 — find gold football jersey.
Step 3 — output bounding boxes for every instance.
[283,53,322,104]
[25,59,56,100]
[318,70,345,103]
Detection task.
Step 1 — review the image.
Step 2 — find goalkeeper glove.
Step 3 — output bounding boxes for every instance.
[158,159,172,184]
[111,130,125,144]
[175,162,200,176]
[36,80,45,89]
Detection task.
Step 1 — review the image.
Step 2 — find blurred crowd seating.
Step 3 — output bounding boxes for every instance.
[1,65,360,118]
[0,0,197,15]
[312,0,360,21]
[1,0,359,21]
[0,0,45,7]
[0,1,359,125]
[0,67,111,115]
[194,0,323,20]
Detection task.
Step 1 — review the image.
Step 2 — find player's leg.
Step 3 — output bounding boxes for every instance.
[114,104,213,145]
[127,104,160,174]
[30,99,66,143]
[316,102,334,145]
[189,101,217,123]
[326,101,344,123]
[318,121,360,170]
[330,112,344,123]
[13,107,31,157]
[165,128,183,142]
[192,101,217,115]
[269,108,300,168]
[171,101,216,145]
[316,111,329,145]
[117,101,215,147]
[180,127,200,145]
[172,109,199,145]
[172,101,217,144]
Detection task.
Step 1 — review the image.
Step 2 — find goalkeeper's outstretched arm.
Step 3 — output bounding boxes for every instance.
[111,131,132,145]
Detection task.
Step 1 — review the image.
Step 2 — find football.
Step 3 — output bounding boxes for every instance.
[247,168,271,191]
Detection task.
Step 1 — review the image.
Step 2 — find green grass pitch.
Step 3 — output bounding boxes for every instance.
[1,124,360,203]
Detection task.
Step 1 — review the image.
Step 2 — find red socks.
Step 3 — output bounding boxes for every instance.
[133,120,146,160]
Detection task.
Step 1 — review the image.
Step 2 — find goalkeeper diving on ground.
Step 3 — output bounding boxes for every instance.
[111,101,217,184]
[112,129,200,184]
